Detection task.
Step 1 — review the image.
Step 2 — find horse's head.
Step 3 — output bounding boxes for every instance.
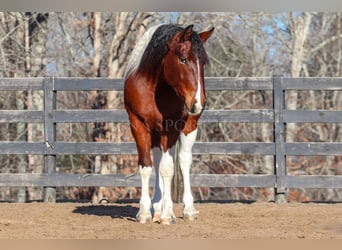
[163,25,214,116]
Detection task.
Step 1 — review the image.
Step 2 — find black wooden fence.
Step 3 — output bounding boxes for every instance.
[1,76,342,203]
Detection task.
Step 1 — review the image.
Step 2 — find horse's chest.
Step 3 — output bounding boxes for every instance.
[155,84,184,118]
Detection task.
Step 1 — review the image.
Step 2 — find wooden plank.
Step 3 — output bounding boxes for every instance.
[0,142,275,155]
[1,77,341,92]
[287,175,342,188]
[283,77,342,90]
[0,173,142,187]
[0,173,275,188]
[0,142,135,155]
[0,78,44,90]
[0,142,46,154]
[53,77,273,91]
[285,142,342,155]
[51,109,274,123]
[0,110,44,123]
[52,142,274,156]
[4,173,342,189]
[52,142,137,155]
[200,109,274,123]
[205,77,273,90]
[192,142,275,155]
[54,78,124,91]
[190,174,275,188]
[284,110,342,123]
[52,110,129,123]
[0,142,134,155]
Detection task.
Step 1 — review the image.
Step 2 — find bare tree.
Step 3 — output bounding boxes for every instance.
[2,12,342,202]
[26,12,49,201]
[0,12,48,202]
[92,12,155,203]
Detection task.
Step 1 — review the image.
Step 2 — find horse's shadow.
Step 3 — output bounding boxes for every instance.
[73,204,139,221]
[72,200,258,222]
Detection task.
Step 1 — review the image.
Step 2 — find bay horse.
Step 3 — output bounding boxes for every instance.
[124,24,214,224]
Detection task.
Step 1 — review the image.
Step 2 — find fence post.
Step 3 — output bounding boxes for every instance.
[273,75,287,203]
[43,77,57,203]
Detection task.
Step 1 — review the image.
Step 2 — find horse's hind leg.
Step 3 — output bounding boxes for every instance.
[178,129,199,221]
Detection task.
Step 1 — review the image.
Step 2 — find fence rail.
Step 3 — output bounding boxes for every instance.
[1,76,342,203]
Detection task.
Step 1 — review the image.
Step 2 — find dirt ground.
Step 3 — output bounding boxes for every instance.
[1,201,342,239]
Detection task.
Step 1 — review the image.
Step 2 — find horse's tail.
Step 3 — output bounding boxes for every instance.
[171,139,184,203]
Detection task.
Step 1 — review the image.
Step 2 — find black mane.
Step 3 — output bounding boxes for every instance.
[137,24,209,78]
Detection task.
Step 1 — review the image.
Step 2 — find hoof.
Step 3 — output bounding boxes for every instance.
[160,216,176,225]
[136,213,152,224]
[152,214,161,223]
[183,208,199,221]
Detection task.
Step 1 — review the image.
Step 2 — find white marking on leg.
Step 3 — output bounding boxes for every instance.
[159,148,176,224]
[178,129,199,219]
[137,165,152,223]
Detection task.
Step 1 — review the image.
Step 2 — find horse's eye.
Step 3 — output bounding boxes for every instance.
[180,57,187,64]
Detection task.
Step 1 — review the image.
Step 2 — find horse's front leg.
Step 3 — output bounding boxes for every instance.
[137,165,153,223]
[178,128,199,221]
[160,148,177,224]
[153,147,176,225]
[129,115,153,223]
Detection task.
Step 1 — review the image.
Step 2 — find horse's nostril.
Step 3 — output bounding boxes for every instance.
[189,100,202,115]
[190,103,196,114]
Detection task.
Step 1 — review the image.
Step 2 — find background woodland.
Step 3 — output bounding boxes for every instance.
[1,12,342,202]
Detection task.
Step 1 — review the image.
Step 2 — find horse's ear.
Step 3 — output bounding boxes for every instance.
[199,27,215,43]
[181,25,194,42]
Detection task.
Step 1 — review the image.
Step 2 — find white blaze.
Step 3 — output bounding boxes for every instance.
[194,59,203,113]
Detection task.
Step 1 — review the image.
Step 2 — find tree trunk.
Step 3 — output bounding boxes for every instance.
[26,13,49,201]
[89,12,107,203]
[287,12,312,141]
[13,13,28,202]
